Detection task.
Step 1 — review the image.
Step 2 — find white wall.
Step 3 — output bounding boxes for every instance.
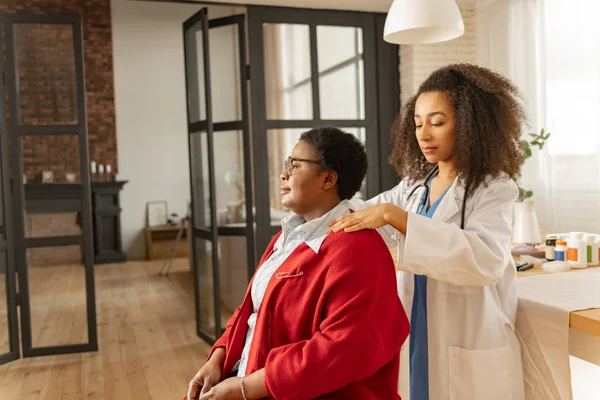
[112,0,241,259]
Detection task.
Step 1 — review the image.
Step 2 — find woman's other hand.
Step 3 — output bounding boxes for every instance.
[198,377,243,400]
[187,358,223,400]
[329,203,402,233]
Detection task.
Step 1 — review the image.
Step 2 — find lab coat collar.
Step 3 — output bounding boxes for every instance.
[432,179,462,223]
[405,177,464,223]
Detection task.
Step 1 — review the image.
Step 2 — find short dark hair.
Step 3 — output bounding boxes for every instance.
[299,126,367,200]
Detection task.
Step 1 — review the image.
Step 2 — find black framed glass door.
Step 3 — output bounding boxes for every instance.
[184,8,254,343]
[183,5,398,345]
[247,6,384,254]
[3,14,97,357]
[0,30,19,365]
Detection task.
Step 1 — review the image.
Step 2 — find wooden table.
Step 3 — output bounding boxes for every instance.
[144,224,188,260]
[517,261,600,338]
[516,259,600,372]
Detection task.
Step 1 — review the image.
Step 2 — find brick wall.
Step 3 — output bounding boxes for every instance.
[26,213,82,266]
[0,0,117,182]
[399,0,476,105]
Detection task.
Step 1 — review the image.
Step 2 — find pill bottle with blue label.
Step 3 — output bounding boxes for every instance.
[554,240,567,261]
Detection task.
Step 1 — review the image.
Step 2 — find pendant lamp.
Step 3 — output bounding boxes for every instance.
[384,0,465,44]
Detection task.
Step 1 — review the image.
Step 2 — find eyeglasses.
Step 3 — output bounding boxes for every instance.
[284,156,321,176]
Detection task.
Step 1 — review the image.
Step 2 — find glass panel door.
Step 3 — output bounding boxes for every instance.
[184,8,220,342]
[0,30,19,365]
[184,8,255,342]
[3,14,97,357]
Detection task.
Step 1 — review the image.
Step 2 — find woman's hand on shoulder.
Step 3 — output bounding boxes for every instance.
[329,203,401,233]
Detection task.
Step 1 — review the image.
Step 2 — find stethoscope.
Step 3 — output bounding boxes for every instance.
[407,164,467,229]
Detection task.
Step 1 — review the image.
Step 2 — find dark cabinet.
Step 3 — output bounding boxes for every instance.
[91,181,127,264]
[23,180,127,264]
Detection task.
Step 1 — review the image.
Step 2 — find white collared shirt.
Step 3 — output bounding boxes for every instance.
[236,200,350,377]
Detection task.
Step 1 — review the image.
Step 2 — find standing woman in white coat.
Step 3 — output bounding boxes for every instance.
[331,63,526,400]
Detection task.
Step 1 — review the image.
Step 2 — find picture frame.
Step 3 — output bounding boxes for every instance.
[65,172,76,183]
[147,201,168,227]
[42,170,53,183]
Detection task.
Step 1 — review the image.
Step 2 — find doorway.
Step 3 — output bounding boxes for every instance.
[0,13,97,365]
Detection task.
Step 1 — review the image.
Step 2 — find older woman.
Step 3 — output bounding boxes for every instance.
[186,127,409,400]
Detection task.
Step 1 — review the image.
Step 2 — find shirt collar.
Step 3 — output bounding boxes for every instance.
[279,200,350,254]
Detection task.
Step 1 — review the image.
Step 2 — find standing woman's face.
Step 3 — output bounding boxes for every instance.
[414,91,456,164]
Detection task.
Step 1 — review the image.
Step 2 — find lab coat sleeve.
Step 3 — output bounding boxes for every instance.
[348,180,406,248]
[263,231,409,400]
[401,178,517,286]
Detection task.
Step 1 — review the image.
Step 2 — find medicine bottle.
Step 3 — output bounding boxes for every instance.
[567,232,587,268]
[554,240,567,261]
[585,234,599,266]
[545,235,557,261]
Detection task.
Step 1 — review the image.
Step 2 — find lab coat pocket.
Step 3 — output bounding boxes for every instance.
[448,345,513,400]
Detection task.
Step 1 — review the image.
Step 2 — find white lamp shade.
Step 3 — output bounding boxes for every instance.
[384,0,465,45]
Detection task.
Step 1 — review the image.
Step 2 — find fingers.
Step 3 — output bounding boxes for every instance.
[187,384,198,400]
[188,384,200,400]
[200,379,212,396]
[329,214,352,228]
[188,372,204,400]
[329,216,357,233]
[199,389,212,399]
[199,390,213,400]
[343,222,365,233]
[199,382,217,400]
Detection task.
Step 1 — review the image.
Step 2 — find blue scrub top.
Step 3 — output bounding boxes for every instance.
[409,181,452,400]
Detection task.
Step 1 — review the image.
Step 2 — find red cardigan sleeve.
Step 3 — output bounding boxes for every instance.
[264,230,409,399]
[207,232,283,361]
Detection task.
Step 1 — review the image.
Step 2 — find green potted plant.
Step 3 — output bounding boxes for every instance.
[512,128,551,245]
[517,128,551,201]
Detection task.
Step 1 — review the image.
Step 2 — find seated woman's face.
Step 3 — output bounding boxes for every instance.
[280,140,328,215]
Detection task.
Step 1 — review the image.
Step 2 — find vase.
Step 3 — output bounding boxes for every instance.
[512,199,541,244]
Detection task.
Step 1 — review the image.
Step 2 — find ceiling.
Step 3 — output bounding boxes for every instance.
[146,0,394,13]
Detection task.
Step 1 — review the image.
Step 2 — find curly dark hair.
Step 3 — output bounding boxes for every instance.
[300,127,367,200]
[390,63,526,196]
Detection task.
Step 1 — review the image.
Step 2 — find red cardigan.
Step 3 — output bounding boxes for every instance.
[208,229,409,399]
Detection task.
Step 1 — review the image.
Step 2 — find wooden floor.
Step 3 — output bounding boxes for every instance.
[0,258,212,400]
[0,264,89,350]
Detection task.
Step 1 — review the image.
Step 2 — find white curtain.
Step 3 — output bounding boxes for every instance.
[540,0,600,235]
[476,2,600,399]
[476,0,600,236]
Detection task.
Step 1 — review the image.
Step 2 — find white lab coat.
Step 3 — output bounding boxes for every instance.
[350,175,525,400]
